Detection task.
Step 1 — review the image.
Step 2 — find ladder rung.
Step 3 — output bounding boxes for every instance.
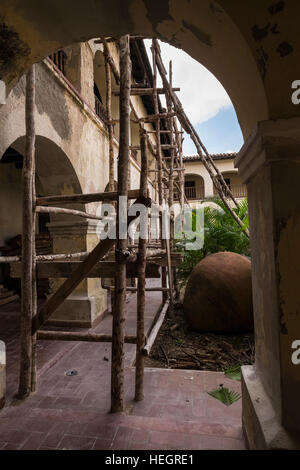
[35,206,104,221]
[36,189,142,206]
[113,88,180,96]
[37,330,137,344]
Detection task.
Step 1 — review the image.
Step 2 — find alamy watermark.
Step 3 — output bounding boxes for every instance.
[291,80,300,105]
[0,341,5,365]
[0,80,5,105]
[95,198,204,251]
[291,340,300,365]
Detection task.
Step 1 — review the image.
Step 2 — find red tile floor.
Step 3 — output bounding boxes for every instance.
[0,284,246,450]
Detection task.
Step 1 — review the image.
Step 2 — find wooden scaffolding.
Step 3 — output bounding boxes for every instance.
[1,35,248,412]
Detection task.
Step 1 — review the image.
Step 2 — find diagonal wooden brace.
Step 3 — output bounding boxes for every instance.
[32,195,151,333]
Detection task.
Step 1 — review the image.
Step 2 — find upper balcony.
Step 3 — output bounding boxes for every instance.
[213,183,247,199]
[184,186,205,201]
[48,47,109,129]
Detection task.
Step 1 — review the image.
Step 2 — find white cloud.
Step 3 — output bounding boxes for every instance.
[144,40,232,126]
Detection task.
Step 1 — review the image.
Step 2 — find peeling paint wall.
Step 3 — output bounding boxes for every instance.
[0,40,157,325]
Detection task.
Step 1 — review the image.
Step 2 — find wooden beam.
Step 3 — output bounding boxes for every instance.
[11,260,161,279]
[35,206,104,220]
[113,88,180,96]
[0,252,88,264]
[138,112,177,122]
[108,287,169,292]
[37,331,137,344]
[36,189,141,206]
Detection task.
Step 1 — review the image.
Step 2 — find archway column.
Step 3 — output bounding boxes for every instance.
[204,178,214,199]
[47,219,108,327]
[235,117,300,450]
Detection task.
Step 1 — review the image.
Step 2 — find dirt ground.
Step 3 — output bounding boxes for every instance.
[145,304,255,372]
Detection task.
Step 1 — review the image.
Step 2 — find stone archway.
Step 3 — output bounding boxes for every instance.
[184,173,205,200]
[1,0,271,138]
[0,135,107,327]
[0,0,300,449]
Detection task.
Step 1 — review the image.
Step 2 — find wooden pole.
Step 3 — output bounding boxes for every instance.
[103,40,115,193]
[111,35,131,413]
[151,41,167,303]
[153,39,249,237]
[135,130,148,402]
[101,37,120,86]
[143,301,170,357]
[166,61,175,317]
[18,65,36,399]
[31,109,37,393]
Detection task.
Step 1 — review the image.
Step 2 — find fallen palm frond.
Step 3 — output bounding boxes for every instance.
[208,385,241,406]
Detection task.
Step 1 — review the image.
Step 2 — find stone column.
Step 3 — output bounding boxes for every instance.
[204,177,214,199]
[47,219,108,327]
[235,117,300,450]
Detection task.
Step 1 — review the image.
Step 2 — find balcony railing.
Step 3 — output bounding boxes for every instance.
[184,186,205,200]
[95,95,109,126]
[48,50,67,76]
[214,184,247,199]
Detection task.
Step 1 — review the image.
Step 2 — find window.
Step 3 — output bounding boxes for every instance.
[48,50,67,76]
[184,181,196,199]
[184,181,195,188]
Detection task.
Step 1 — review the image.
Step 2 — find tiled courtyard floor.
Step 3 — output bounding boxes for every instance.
[0,285,246,450]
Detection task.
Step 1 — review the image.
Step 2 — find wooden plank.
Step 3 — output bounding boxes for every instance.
[36,189,141,206]
[143,301,169,357]
[37,331,137,344]
[11,260,161,279]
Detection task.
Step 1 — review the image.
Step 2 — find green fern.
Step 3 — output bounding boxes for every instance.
[208,385,241,406]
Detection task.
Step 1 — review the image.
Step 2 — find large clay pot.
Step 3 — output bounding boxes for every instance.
[183,252,253,332]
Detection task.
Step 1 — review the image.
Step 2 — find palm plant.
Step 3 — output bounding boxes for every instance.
[176,198,250,285]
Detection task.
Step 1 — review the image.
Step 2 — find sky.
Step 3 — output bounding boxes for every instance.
[144,40,244,155]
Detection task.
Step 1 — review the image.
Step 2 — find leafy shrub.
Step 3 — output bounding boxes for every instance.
[176,198,250,286]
